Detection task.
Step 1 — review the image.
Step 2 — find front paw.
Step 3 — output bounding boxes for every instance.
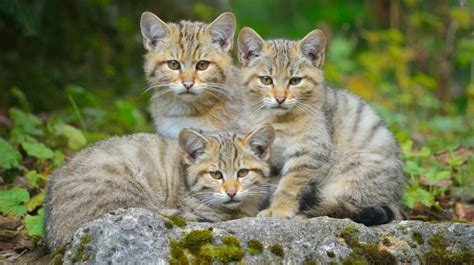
[257,208,295,218]
[293,214,309,221]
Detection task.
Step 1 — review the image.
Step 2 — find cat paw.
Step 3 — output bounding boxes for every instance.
[257,208,294,218]
[293,214,309,221]
[160,208,181,216]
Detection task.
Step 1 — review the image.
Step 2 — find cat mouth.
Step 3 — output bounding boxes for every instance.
[223,199,242,205]
[270,106,289,111]
[178,91,197,95]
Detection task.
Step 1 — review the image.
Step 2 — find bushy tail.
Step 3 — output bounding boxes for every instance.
[354,205,397,226]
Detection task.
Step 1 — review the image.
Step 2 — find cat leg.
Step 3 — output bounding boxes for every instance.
[301,153,404,225]
[258,154,331,218]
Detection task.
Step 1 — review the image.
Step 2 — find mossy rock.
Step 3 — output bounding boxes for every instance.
[247,239,264,255]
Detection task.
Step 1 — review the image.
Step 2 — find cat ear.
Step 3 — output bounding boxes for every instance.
[243,124,275,160]
[140,11,171,51]
[207,12,236,53]
[299,29,327,67]
[238,27,265,66]
[179,129,210,164]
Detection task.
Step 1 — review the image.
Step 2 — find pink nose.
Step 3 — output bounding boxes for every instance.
[226,190,237,198]
[183,81,194,89]
[275,97,286,104]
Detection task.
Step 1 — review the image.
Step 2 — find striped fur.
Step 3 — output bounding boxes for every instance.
[45,126,274,249]
[237,27,405,224]
[140,12,241,138]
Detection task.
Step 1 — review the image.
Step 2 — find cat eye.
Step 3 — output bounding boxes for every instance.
[259,76,273,85]
[167,60,180,70]
[237,169,249,178]
[196,60,210,71]
[209,171,223,179]
[289,77,302,85]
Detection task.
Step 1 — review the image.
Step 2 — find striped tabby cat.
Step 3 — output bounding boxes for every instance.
[45,126,275,249]
[140,11,240,138]
[237,27,405,225]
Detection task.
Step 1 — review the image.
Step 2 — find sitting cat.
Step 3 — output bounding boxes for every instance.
[44,125,275,249]
[140,11,241,138]
[237,27,405,225]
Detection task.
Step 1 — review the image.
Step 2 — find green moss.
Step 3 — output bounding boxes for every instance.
[222,235,241,247]
[49,246,66,265]
[269,244,284,257]
[169,230,246,264]
[179,230,215,253]
[338,225,396,265]
[409,215,431,221]
[164,221,174,229]
[382,237,391,246]
[328,261,339,265]
[422,233,474,264]
[72,234,92,263]
[201,244,244,263]
[342,255,369,265]
[327,250,336,257]
[303,258,317,265]
[161,214,187,227]
[80,233,90,244]
[338,226,360,238]
[169,238,189,265]
[428,234,448,249]
[247,239,264,255]
[412,231,424,245]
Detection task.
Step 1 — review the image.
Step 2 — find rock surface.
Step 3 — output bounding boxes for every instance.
[62,208,474,264]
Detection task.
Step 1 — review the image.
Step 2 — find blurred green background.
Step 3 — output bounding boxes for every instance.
[0,0,473,245]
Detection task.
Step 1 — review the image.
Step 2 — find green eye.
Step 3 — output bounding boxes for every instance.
[237,169,249,178]
[209,171,223,179]
[167,60,180,70]
[196,60,210,70]
[259,76,273,85]
[289,77,302,85]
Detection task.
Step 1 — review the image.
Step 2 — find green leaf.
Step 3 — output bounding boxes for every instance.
[25,170,42,188]
[0,138,22,169]
[52,150,65,168]
[404,160,425,175]
[0,188,30,216]
[448,155,464,167]
[427,170,451,185]
[9,108,43,138]
[22,142,54,159]
[25,208,45,237]
[26,192,44,212]
[53,123,87,150]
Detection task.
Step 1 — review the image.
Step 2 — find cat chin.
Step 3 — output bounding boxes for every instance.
[176,92,202,102]
[220,200,243,210]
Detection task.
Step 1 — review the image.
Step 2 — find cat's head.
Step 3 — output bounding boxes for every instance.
[178,125,275,210]
[237,27,327,117]
[140,11,236,102]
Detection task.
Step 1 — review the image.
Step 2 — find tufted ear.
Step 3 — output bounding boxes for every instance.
[207,12,236,53]
[238,27,265,66]
[243,124,275,160]
[299,29,327,67]
[140,11,171,51]
[179,129,210,164]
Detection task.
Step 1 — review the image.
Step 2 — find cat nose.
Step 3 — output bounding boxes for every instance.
[182,81,194,89]
[275,97,286,104]
[226,189,237,198]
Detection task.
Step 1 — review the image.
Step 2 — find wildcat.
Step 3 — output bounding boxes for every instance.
[44,125,275,249]
[140,11,241,138]
[237,27,405,225]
